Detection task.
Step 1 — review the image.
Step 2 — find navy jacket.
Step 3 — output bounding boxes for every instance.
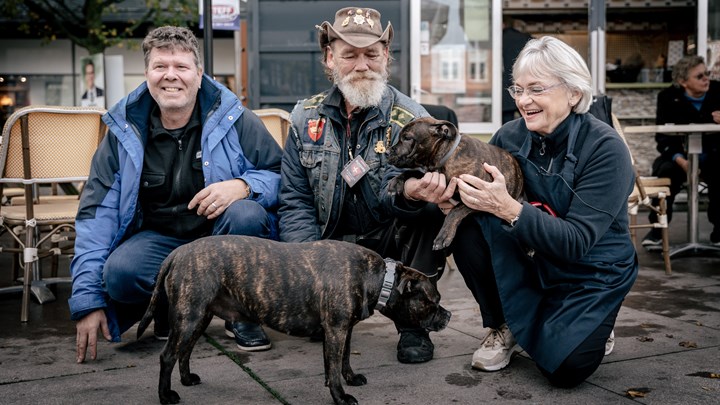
[482,113,638,372]
[655,80,720,160]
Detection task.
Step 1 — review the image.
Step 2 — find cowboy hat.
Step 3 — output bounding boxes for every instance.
[317,7,393,49]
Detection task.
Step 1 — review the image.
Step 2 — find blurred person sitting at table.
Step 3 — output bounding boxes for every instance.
[441,36,638,387]
[642,55,720,248]
[69,26,283,363]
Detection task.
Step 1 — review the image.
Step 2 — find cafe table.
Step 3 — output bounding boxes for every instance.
[623,123,720,258]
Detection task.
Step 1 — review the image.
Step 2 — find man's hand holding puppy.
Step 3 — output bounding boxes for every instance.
[402,172,458,204]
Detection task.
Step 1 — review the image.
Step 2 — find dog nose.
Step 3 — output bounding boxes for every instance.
[426,306,452,331]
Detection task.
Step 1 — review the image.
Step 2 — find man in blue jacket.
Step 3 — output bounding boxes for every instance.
[277,7,449,364]
[70,26,283,363]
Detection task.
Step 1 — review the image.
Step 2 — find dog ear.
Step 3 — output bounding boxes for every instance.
[396,277,411,294]
[395,263,432,294]
[439,120,457,140]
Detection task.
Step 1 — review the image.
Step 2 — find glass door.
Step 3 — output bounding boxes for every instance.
[410,0,501,134]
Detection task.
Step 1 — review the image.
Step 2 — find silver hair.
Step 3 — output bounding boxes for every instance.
[671,55,705,86]
[512,36,593,114]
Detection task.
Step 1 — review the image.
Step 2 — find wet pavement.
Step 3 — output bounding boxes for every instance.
[0,209,718,404]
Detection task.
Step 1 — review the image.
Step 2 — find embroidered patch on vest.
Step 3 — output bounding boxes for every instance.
[303,93,325,109]
[390,105,414,128]
[308,118,325,142]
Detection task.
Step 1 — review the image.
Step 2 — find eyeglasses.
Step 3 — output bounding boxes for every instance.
[692,71,710,80]
[507,83,565,100]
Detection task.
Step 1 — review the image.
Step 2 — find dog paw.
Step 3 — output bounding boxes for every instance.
[339,394,359,405]
[387,178,404,196]
[181,373,201,386]
[432,234,452,251]
[346,373,367,386]
[160,390,180,404]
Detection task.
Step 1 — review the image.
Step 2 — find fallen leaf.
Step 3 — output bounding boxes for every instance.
[640,323,653,328]
[687,371,720,379]
[625,387,651,398]
[695,321,703,326]
[351,350,361,355]
[679,341,698,348]
[637,336,654,342]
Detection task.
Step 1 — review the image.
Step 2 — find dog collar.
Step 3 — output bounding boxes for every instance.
[375,259,397,310]
[435,134,462,169]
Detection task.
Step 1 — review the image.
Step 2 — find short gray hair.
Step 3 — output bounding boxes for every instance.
[142,26,202,70]
[671,55,705,86]
[512,36,593,114]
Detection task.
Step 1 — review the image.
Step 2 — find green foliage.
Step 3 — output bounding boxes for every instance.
[1,0,198,54]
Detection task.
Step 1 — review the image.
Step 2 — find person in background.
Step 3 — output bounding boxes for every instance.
[709,55,720,81]
[502,15,532,124]
[81,59,105,107]
[278,6,448,364]
[70,26,283,363]
[641,55,720,248]
[442,36,637,387]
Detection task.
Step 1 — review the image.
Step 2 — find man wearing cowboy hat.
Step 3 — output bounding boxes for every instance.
[274,6,450,364]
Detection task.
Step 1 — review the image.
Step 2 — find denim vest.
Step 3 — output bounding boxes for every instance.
[288,85,426,237]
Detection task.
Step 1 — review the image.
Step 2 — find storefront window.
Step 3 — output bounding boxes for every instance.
[709,1,720,79]
[417,0,494,127]
[0,74,78,129]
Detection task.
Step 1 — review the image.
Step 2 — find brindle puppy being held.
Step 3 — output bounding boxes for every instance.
[137,235,451,405]
[387,117,524,250]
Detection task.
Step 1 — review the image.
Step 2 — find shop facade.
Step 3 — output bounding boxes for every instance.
[1,0,718,133]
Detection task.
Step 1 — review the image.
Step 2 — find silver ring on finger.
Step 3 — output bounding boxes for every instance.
[211,202,218,209]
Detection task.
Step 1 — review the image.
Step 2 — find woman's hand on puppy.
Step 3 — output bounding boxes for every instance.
[457,163,522,223]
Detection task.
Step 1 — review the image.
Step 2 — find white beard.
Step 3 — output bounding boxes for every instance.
[334,69,388,109]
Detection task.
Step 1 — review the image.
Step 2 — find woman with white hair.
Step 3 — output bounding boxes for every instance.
[440,36,638,387]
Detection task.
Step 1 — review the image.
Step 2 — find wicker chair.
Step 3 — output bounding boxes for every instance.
[0,105,106,322]
[612,114,672,274]
[254,108,291,148]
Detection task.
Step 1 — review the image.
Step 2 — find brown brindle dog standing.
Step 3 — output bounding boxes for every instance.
[136,235,451,405]
[387,117,524,250]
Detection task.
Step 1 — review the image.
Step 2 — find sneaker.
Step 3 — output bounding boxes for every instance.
[471,324,519,371]
[397,330,434,364]
[604,330,615,356]
[225,321,271,351]
[641,230,662,248]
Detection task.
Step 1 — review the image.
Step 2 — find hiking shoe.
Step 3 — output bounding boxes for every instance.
[641,230,662,247]
[225,321,272,351]
[605,330,615,356]
[471,324,519,371]
[397,330,434,364]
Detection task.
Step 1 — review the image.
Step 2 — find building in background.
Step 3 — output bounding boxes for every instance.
[1,0,718,133]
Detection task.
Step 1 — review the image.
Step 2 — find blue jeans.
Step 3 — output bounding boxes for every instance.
[103,199,277,333]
